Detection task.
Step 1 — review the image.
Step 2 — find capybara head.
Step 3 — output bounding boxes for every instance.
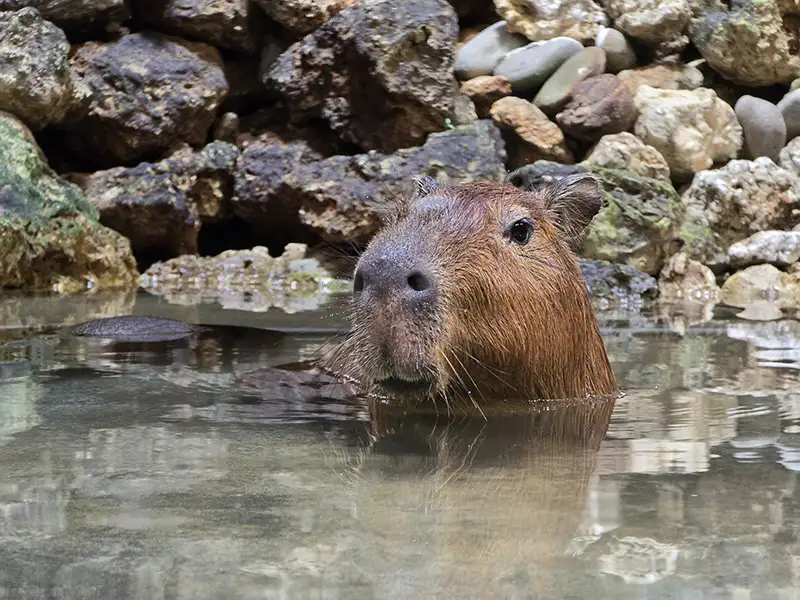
[347,174,617,403]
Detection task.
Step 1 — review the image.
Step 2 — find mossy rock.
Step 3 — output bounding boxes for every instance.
[0,112,138,294]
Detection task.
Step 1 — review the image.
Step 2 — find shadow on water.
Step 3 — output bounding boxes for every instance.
[0,292,799,598]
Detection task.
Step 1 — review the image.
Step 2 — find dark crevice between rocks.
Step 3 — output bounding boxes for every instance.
[196,216,261,257]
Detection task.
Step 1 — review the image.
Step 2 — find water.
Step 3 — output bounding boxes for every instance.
[0,291,799,599]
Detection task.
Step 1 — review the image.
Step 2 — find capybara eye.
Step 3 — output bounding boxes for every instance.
[508,218,535,246]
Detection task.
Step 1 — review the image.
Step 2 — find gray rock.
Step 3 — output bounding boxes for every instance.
[266,0,463,154]
[680,158,800,270]
[77,142,240,262]
[580,132,670,181]
[735,95,787,162]
[533,46,606,116]
[688,1,800,87]
[578,259,658,301]
[505,160,585,189]
[0,0,128,35]
[0,8,89,128]
[728,231,800,269]
[594,27,636,74]
[232,121,507,246]
[64,33,228,169]
[495,0,608,44]
[0,113,138,294]
[455,20,529,80]
[493,37,583,95]
[69,316,202,342]
[135,0,264,53]
[777,89,800,142]
[602,0,692,56]
[779,137,800,177]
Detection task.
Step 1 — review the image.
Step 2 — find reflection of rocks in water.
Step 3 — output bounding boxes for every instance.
[334,396,615,599]
[0,380,42,445]
[0,479,69,541]
[598,536,680,585]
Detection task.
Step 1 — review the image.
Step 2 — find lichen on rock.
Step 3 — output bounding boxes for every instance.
[0,112,138,294]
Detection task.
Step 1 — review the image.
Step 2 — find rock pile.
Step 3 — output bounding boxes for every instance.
[0,0,798,318]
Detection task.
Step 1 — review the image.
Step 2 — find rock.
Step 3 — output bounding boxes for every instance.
[0,0,128,35]
[617,63,704,93]
[507,162,684,275]
[265,0,463,154]
[221,54,272,115]
[779,137,800,177]
[134,0,263,52]
[454,20,529,80]
[492,37,583,95]
[594,27,636,74]
[734,301,784,321]
[658,251,720,304]
[0,113,138,294]
[490,97,574,168]
[719,264,799,310]
[77,141,239,264]
[212,112,239,143]
[0,8,89,129]
[253,0,357,36]
[140,245,352,313]
[460,76,512,119]
[633,85,742,180]
[555,74,636,142]
[64,33,228,169]
[680,158,800,270]
[601,0,692,55]
[793,78,800,92]
[232,121,507,246]
[533,47,606,116]
[734,95,787,162]
[777,89,800,142]
[69,315,203,342]
[728,231,800,269]
[688,0,800,87]
[578,258,658,301]
[580,132,670,181]
[494,0,608,44]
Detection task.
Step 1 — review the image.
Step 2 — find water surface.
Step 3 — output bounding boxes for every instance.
[0,291,798,599]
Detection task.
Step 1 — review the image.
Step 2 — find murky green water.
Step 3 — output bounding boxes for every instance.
[0,291,798,599]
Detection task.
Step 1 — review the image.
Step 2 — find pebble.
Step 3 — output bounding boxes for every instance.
[735,95,787,162]
[555,73,636,141]
[454,21,529,80]
[594,27,636,74]
[777,89,800,141]
[533,46,606,116]
[460,75,512,118]
[493,37,583,96]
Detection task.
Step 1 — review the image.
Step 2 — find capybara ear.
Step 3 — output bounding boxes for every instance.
[543,173,606,251]
[413,175,439,198]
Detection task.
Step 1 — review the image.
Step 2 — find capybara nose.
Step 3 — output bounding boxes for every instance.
[353,259,437,308]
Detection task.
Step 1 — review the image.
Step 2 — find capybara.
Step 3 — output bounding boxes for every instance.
[337,173,618,403]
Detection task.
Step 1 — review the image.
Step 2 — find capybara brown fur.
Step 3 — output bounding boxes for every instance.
[335,173,618,403]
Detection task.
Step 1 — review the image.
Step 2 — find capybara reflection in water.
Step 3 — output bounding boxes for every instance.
[337,174,617,403]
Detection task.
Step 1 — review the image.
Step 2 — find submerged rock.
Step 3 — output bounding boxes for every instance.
[265,0,464,153]
[633,86,742,180]
[64,32,228,168]
[0,8,89,128]
[657,251,720,304]
[77,141,240,263]
[232,121,507,246]
[0,113,138,294]
[680,158,800,270]
[69,315,203,342]
[494,0,608,44]
[140,244,352,313]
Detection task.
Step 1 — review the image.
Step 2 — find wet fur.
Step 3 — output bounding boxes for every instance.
[327,175,618,403]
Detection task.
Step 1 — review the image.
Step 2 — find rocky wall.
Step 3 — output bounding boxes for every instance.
[0,0,799,319]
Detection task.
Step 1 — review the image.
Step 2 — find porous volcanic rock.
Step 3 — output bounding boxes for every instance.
[460,75,512,118]
[0,8,90,128]
[265,0,465,153]
[680,158,800,271]
[0,0,129,35]
[578,259,658,301]
[76,141,240,264]
[600,0,692,56]
[63,32,228,169]
[232,121,507,246]
[779,137,800,177]
[617,63,704,93]
[688,0,800,87]
[253,0,357,36]
[0,112,138,294]
[580,132,670,181]
[494,0,609,44]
